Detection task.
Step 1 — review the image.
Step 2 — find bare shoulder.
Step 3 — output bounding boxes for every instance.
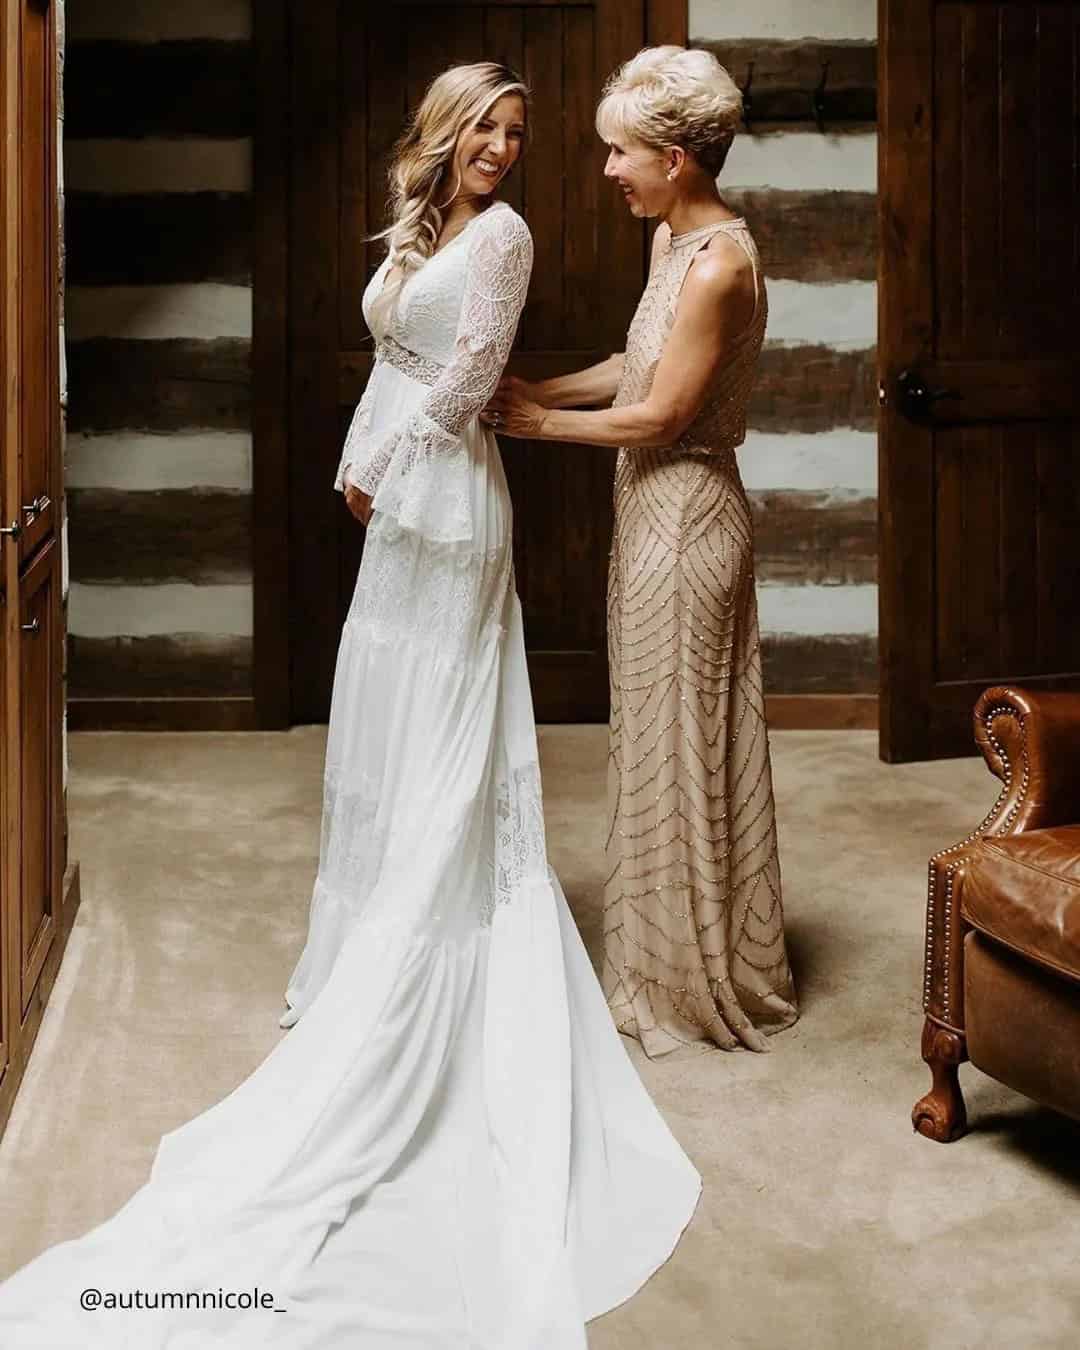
[686,230,754,306]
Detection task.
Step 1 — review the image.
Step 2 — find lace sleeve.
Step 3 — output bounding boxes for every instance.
[346,207,533,542]
[333,355,382,493]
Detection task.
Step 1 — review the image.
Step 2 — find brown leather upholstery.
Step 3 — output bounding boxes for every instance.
[962,826,1080,985]
[965,933,1080,1123]
[914,687,1080,1142]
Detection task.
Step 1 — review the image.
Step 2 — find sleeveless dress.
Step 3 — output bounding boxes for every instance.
[0,201,701,1348]
[603,217,799,1059]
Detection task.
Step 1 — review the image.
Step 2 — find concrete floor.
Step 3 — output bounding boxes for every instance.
[1,726,1077,1348]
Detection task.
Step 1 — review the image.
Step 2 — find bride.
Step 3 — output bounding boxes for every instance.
[0,61,700,1348]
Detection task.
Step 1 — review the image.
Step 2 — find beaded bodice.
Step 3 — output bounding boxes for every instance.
[614,218,767,463]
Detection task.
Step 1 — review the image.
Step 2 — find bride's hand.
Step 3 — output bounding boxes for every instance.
[344,483,374,525]
[481,377,547,438]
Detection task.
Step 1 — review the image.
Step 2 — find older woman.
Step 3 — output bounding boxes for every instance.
[484,46,799,1057]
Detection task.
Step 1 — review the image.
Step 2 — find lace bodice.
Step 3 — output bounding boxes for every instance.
[333,201,533,543]
[615,218,767,462]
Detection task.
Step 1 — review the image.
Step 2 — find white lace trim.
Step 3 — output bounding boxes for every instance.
[333,207,533,543]
[343,520,510,665]
[483,761,548,925]
[334,356,381,493]
[316,760,548,932]
[379,335,445,386]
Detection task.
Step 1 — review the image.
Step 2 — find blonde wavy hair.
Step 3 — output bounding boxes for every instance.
[369,61,530,332]
[596,46,742,178]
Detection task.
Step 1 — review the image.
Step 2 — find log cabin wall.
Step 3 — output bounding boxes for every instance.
[63,1,255,730]
[692,0,878,725]
[62,0,878,729]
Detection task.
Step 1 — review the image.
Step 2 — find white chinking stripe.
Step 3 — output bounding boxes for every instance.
[60,237,873,352]
[67,1,252,42]
[65,139,252,195]
[691,0,876,42]
[67,432,253,492]
[725,131,876,194]
[757,582,877,637]
[763,279,875,349]
[64,580,873,643]
[68,583,253,639]
[738,430,877,494]
[66,285,252,341]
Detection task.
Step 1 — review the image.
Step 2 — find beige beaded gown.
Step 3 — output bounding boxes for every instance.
[603,217,799,1058]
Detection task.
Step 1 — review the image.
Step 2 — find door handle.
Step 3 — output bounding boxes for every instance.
[896,369,963,423]
[22,494,50,520]
[20,618,40,635]
[0,519,21,540]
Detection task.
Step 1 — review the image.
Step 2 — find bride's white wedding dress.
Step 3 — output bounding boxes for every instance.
[0,199,700,1347]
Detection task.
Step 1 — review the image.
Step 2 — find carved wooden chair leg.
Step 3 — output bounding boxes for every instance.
[912,1018,968,1142]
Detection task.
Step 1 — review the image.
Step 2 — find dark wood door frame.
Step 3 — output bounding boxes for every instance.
[252,0,688,729]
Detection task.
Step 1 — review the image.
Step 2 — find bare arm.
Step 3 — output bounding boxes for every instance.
[510,224,668,411]
[485,233,755,449]
[526,353,625,409]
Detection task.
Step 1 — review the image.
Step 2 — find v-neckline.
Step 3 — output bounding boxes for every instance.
[431,199,507,259]
[383,198,508,293]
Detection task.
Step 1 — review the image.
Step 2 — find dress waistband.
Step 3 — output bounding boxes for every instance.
[378,336,446,386]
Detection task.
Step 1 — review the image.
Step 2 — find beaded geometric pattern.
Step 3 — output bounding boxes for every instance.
[602,220,799,1057]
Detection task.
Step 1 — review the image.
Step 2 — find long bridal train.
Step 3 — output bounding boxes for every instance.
[0,199,700,1348]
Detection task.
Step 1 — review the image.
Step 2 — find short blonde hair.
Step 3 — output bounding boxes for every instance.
[596,46,741,178]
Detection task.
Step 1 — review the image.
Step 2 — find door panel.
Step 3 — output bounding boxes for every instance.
[290,0,680,722]
[878,0,1080,761]
[17,0,57,563]
[18,540,59,1013]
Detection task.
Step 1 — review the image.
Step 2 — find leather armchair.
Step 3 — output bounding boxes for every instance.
[913,686,1080,1142]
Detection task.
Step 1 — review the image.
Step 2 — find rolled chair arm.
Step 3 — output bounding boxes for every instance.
[974,686,1080,835]
[921,684,1080,1035]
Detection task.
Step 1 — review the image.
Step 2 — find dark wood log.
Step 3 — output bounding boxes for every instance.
[66,193,252,286]
[752,344,877,433]
[726,188,876,283]
[66,338,250,432]
[68,633,252,698]
[751,490,877,585]
[65,40,253,138]
[761,633,878,694]
[67,488,252,584]
[340,344,880,435]
[696,39,876,125]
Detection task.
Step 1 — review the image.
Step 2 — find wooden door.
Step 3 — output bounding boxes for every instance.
[0,0,75,1140]
[281,0,685,724]
[16,540,61,1013]
[878,0,1080,761]
[17,0,58,565]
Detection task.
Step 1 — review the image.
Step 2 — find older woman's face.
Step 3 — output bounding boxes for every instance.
[454,94,526,200]
[603,136,671,218]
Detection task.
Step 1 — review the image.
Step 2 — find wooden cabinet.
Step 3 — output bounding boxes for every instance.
[0,0,81,1138]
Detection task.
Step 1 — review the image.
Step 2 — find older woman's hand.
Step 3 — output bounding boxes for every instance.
[481,376,548,438]
[344,482,374,526]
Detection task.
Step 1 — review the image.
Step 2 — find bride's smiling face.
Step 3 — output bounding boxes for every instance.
[452,94,526,200]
